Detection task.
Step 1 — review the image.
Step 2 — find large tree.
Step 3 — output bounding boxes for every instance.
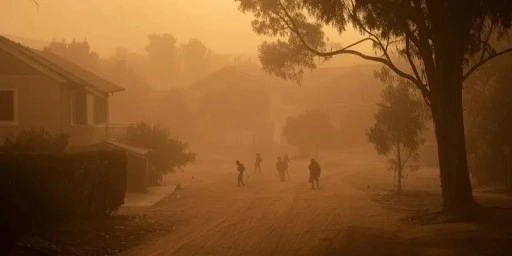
[236,0,512,212]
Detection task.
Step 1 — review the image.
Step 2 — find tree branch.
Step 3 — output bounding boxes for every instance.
[463,47,512,81]
[405,38,422,84]
[31,0,39,9]
[275,1,421,88]
[405,38,431,107]
[478,22,496,63]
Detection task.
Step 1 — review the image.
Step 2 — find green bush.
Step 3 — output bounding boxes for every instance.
[0,150,127,228]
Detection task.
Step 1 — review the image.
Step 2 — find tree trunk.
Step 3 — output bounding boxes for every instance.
[397,143,403,193]
[426,7,475,212]
[431,74,475,212]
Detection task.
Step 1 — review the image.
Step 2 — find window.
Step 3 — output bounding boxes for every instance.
[71,89,87,125]
[93,96,106,124]
[0,89,16,123]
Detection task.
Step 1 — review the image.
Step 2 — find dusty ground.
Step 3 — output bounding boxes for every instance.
[116,148,512,256]
[25,148,512,255]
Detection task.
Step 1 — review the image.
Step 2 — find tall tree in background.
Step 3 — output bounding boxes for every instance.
[283,109,337,158]
[181,39,213,83]
[45,39,100,71]
[367,68,428,193]
[145,33,181,86]
[236,0,512,213]
[464,41,512,186]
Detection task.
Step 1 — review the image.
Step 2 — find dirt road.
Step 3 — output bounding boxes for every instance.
[119,154,424,256]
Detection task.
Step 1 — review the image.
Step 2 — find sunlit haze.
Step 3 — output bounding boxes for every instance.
[0,0,366,56]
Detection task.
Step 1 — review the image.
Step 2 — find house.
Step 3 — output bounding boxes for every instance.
[0,36,124,145]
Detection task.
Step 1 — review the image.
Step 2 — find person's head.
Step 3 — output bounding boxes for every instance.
[278,156,282,160]
[311,158,316,163]
[236,160,240,165]
[257,153,260,156]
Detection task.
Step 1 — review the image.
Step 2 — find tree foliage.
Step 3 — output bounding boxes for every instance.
[283,109,337,158]
[44,39,100,71]
[464,41,512,185]
[124,122,196,184]
[367,68,428,191]
[181,39,213,82]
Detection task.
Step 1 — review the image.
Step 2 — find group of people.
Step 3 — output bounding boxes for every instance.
[235,154,321,189]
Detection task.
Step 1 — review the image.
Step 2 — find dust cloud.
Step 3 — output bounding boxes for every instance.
[2,1,512,255]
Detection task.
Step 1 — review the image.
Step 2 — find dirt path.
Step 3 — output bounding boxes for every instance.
[119,155,413,256]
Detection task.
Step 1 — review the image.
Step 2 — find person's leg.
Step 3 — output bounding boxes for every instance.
[238,174,242,187]
[316,178,319,189]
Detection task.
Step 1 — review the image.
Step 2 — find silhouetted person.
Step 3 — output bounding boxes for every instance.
[309,158,321,189]
[236,160,247,187]
[255,153,263,173]
[276,157,286,182]
[283,154,290,178]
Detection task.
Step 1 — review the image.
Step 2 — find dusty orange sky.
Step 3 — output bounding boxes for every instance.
[0,0,366,57]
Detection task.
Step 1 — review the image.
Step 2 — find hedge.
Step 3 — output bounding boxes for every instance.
[0,150,127,226]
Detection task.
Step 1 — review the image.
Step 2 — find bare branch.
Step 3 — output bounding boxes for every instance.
[463,47,512,81]
[275,1,421,88]
[405,38,422,83]
[478,22,496,63]
[31,0,40,9]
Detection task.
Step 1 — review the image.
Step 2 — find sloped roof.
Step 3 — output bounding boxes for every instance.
[106,140,152,157]
[189,66,268,91]
[0,36,124,94]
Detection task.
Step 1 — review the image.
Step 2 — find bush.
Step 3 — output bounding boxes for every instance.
[0,150,127,228]
[124,122,196,185]
[0,129,69,153]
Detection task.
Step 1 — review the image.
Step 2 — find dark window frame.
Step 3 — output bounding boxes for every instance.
[0,89,17,124]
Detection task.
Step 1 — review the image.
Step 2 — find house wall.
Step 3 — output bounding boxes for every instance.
[0,49,107,146]
[0,76,68,138]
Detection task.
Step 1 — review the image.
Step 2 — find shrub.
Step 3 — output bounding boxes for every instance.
[124,122,196,185]
[0,150,127,229]
[1,129,69,153]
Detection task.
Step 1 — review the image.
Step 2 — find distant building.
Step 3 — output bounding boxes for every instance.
[0,36,124,145]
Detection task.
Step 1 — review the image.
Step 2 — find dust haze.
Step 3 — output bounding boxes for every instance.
[1,1,512,255]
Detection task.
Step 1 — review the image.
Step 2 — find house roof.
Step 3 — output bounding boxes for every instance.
[0,36,124,94]
[106,140,153,158]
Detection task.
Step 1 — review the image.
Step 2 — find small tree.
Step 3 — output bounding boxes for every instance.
[367,69,428,193]
[124,122,196,185]
[283,109,337,158]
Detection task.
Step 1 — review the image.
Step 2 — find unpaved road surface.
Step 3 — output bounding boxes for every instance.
[119,153,510,256]
[119,154,418,256]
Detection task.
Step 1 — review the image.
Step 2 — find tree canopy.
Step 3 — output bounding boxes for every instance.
[367,68,428,192]
[283,109,337,158]
[237,0,512,92]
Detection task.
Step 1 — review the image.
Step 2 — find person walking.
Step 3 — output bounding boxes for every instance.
[308,158,321,189]
[255,153,263,174]
[283,154,290,178]
[276,157,286,182]
[236,160,248,187]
